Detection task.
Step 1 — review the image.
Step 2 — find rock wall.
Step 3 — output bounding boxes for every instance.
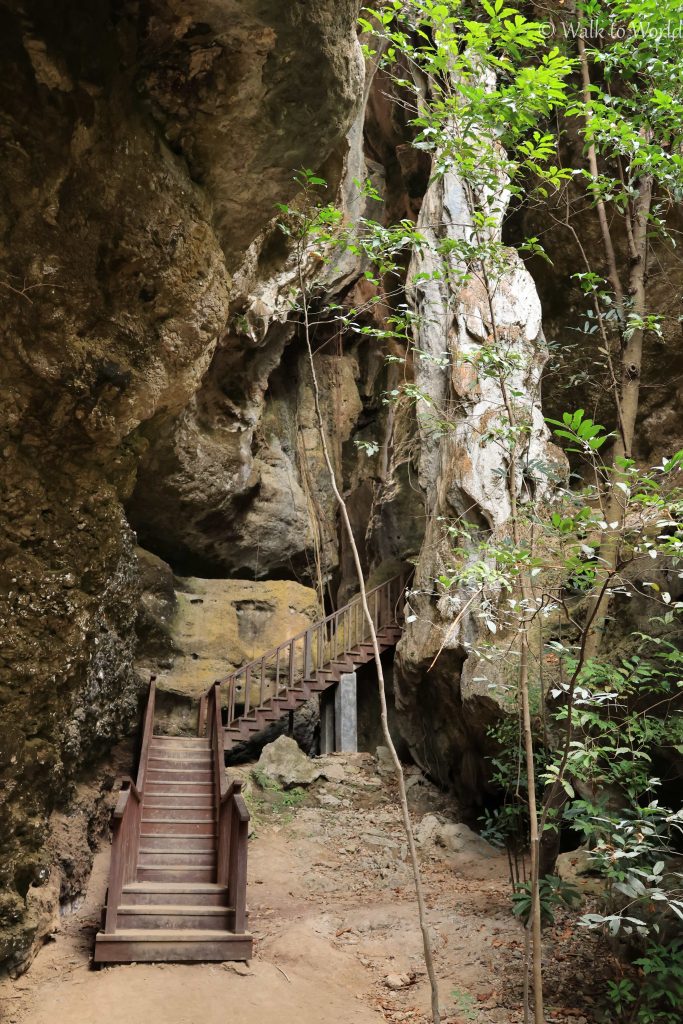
[394,144,564,801]
[0,0,362,972]
[4,0,680,977]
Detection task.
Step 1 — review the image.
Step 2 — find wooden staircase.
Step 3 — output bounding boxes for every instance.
[199,573,408,751]
[95,572,408,964]
[94,684,252,963]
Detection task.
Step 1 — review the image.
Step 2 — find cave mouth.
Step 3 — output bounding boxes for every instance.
[132,520,319,586]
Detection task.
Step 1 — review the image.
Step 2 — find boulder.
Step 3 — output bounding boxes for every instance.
[415,813,497,860]
[254,736,324,789]
[557,848,604,896]
[151,576,319,701]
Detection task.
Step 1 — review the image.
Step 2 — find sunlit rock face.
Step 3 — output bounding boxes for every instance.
[395,156,565,801]
[0,0,363,972]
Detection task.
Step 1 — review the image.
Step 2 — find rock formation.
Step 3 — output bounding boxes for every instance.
[2,0,681,977]
[0,0,362,972]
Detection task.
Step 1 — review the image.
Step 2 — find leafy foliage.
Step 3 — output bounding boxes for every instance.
[512,874,581,925]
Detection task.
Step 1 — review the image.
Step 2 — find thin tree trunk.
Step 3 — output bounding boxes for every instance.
[575,19,653,661]
[298,267,441,1024]
[484,275,545,1024]
[576,33,625,316]
[519,638,544,1024]
[581,172,652,662]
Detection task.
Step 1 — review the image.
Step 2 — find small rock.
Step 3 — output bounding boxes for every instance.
[375,746,394,774]
[384,972,413,990]
[223,961,252,976]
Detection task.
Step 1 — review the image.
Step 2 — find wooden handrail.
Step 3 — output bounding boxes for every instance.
[203,572,410,717]
[211,683,227,805]
[104,678,154,935]
[136,677,156,792]
[194,573,408,939]
[233,792,249,823]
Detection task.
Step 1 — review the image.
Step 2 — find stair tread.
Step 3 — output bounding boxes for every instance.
[146,779,214,784]
[118,904,231,915]
[137,863,215,869]
[140,833,217,838]
[148,757,212,763]
[124,882,227,892]
[152,737,210,743]
[139,848,217,854]
[142,815,219,823]
[98,929,249,941]
[143,801,214,806]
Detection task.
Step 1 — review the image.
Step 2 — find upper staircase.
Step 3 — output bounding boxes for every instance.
[199,573,408,751]
[95,572,407,964]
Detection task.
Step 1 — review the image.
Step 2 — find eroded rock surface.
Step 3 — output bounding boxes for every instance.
[396,141,565,798]
[0,0,363,972]
[144,573,319,733]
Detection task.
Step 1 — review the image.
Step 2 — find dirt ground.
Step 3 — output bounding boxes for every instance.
[0,753,612,1024]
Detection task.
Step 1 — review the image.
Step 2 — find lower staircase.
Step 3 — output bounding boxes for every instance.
[94,684,252,963]
[96,572,407,964]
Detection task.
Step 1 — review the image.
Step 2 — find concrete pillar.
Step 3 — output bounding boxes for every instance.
[319,688,335,754]
[334,672,357,753]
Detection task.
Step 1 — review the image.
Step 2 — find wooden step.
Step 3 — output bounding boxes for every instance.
[139,834,216,851]
[143,806,214,821]
[94,929,252,963]
[146,777,214,786]
[147,767,213,779]
[269,690,308,710]
[241,711,280,729]
[302,677,331,693]
[143,794,215,807]
[148,746,212,756]
[138,850,216,867]
[122,882,228,906]
[137,865,216,883]
[151,736,210,746]
[146,783,214,796]
[148,755,212,768]
[225,720,261,739]
[141,817,215,833]
[116,906,232,930]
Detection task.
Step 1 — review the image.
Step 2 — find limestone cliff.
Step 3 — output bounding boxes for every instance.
[2,0,681,978]
[0,0,362,972]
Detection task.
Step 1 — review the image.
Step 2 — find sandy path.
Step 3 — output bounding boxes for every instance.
[0,754,607,1024]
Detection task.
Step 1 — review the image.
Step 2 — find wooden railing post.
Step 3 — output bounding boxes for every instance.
[197,692,208,737]
[244,665,251,716]
[104,675,155,933]
[303,629,312,678]
[228,782,249,934]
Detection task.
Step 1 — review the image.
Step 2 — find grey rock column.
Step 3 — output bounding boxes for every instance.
[334,672,357,753]
[319,688,336,754]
